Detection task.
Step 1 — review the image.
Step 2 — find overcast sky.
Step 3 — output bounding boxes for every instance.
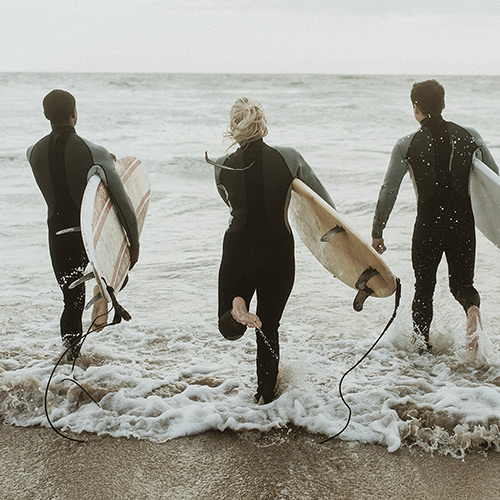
[1,0,500,74]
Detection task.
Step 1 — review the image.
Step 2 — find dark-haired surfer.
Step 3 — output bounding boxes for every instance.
[371,80,498,351]
[27,90,140,359]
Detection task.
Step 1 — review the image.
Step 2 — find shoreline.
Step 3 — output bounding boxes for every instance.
[2,424,500,500]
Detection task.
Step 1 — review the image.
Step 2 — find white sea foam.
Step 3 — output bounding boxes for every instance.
[1,73,500,457]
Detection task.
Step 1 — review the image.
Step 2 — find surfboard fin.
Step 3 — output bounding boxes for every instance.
[69,271,95,290]
[320,225,345,242]
[353,266,379,312]
[85,292,102,310]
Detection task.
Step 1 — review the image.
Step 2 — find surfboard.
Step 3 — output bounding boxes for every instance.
[289,179,397,310]
[79,157,150,304]
[470,158,500,249]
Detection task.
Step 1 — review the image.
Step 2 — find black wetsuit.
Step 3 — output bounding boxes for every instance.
[27,126,139,342]
[215,139,334,403]
[372,116,499,345]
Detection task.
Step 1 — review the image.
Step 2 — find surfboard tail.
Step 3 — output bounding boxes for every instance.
[353,267,379,311]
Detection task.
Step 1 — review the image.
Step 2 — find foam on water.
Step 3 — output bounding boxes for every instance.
[1,73,500,457]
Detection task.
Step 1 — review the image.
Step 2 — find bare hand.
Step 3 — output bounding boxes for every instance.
[372,237,387,254]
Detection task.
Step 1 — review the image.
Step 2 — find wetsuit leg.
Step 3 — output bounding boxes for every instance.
[411,218,444,345]
[444,212,480,311]
[218,231,257,340]
[254,232,294,403]
[48,230,88,340]
[218,229,294,402]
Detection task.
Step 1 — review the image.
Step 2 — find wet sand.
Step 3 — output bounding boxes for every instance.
[2,425,500,500]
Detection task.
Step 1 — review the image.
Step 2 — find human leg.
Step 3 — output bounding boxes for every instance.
[91,285,109,332]
[445,214,481,344]
[254,234,295,403]
[48,231,88,357]
[411,220,443,347]
[217,232,257,340]
[446,216,480,312]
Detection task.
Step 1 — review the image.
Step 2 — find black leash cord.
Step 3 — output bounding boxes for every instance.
[44,286,133,443]
[44,307,113,443]
[320,278,401,444]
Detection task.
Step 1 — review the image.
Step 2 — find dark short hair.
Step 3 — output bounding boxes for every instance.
[43,89,76,123]
[410,80,445,116]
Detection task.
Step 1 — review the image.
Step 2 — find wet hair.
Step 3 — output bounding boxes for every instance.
[43,89,76,123]
[224,97,268,148]
[410,80,445,116]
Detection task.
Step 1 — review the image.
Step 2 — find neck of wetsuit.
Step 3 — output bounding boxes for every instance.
[241,138,264,151]
[51,125,76,134]
[420,115,444,128]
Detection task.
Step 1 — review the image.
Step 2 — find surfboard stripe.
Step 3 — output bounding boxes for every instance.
[120,159,142,185]
[111,239,129,287]
[93,199,114,247]
[136,191,150,216]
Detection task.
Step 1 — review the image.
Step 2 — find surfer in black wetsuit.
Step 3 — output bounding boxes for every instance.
[211,97,335,404]
[27,90,140,359]
[371,80,499,352]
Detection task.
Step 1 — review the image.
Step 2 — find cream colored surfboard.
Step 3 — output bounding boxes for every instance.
[289,179,397,309]
[470,158,500,249]
[80,157,150,304]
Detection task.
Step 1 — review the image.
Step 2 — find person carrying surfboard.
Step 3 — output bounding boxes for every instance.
[27,89,140,360]
[371,80,499,352]
[208,97,335,404]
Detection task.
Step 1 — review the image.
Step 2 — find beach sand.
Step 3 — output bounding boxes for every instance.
[1,424,499,500]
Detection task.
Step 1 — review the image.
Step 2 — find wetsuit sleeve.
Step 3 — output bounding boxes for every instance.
[467,127,499,174]
[295,154,335,209]
[274,146,335,208]
[89,151,140,250]
[372,141,409,238]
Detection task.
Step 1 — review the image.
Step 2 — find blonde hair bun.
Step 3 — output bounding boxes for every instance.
[225,97,268,148]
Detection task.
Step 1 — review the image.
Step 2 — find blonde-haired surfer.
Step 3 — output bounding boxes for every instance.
[208,97,335,404]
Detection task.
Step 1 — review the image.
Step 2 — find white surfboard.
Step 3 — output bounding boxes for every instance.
[470,158,500,249]
[289,179,397,310]
[80,157,150,303]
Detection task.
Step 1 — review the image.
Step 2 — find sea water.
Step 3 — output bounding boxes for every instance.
[1,73,500,457]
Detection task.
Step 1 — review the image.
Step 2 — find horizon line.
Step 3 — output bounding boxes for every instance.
[1,70,500,77]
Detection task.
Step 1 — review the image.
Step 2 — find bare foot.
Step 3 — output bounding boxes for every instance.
[466,306,482,351]
[231,297,262,329]
[91,285,108,332]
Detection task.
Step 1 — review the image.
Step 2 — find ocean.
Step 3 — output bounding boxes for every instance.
[1,72,500,458]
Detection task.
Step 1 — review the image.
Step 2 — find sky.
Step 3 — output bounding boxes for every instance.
[1,0,500,74]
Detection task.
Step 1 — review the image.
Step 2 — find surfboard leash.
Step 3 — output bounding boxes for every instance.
[320,277,402,444]
[44,305,117,443]
[106,285,132,323]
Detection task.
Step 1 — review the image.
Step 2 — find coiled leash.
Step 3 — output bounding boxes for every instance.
[44,288,131,443]
[320,278,401,444]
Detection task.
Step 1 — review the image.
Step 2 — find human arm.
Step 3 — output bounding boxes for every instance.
[86,148,140,268]
[467,127,499,174]
[274,146,335,209]
[371,140,409,240]
[372,237,387,254]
